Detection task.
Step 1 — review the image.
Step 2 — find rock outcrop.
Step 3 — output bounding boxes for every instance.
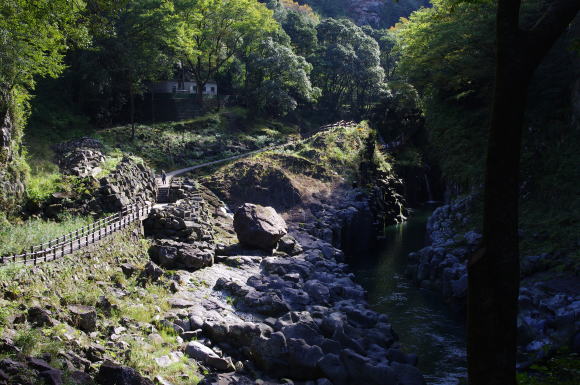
[145,177,218,272]
[0,101,25,214]
[42,153,156,217]
[408,195,580,365]
[203,160,303,211]
[53,137,106,177]
[233,203,288,250]
[149,239,214,270]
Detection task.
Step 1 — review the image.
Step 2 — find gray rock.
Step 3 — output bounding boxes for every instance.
[286,338,323,379]
[318,353,348,385]
[149,239,213,271]
[68,305,97,333]
[304,280,330,305]
[27,306,55,327]
[185,341,234,371]
[39,369,64,385]
[278,235,303,255]
[168,298,196,309]
[234,203,287,250]
[392,362,426,385]
[250,332,289,375]
[95,360,154,385]
[154,352,183,368]
[139,261,164,283]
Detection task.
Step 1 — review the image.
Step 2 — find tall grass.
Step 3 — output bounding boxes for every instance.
[0,215,94,256]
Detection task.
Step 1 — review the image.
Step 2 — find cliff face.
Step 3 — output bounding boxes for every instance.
[347,0,430,28]
[349,0,383,27]
[0,98,26,215]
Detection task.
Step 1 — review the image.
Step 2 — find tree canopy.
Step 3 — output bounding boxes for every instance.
[311,18,386,118]
[170,0,279,101]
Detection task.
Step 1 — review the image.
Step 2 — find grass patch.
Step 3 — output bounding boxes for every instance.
[518,351,580,385]
[0,225,200,381]
[0,214,94,256]
[95,108,299,170]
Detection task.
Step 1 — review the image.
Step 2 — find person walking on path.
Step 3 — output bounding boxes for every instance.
[161,170,167,185]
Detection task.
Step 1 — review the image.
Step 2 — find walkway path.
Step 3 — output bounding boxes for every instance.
[1,121,356,266]
[157,120,357,188]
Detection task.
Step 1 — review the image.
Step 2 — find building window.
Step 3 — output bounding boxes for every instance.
[211,86,215,93]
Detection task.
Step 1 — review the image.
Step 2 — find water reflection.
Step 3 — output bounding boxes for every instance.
[349,209,467,385]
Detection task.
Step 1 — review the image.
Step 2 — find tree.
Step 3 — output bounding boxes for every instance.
[311,18,386,118]
[171,0,278,104]
[468,0,579,384]
[245,38,319,116]
[97,0,172,138]
[0,0,85,212]
[394,0,496,184]
[280,9,319,57]
[362,27,398,80]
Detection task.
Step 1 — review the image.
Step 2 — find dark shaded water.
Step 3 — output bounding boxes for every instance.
[349,209,467,385]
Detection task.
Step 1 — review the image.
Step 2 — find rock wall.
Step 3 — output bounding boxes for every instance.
[144,178,218,271]
[91,156,157,212]
[203,160,303,212]
[0,98,26,215]
[407,196,580,364]
[53,137,106,177]
[43,155,157,218]
[349,0,383,26]
[289,189,377,256]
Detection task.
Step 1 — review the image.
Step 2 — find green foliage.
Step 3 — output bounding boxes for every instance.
[517,351,580,385]
[13,329,43,356]
[311,18,386,118]
[96,108,298,169]
[0,0,86,213]
[171,0,279,93]
[270,1,320,57]
[0,0,87,91]
[26,171,63,204]
[246,38,320,117]
[0,215,94,256]
[394,0,495,184]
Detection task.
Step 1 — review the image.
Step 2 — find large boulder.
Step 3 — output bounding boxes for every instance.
[68,305,97,333]
[148,239,214,271]
[95,361,154,385]
[184,341,234,371]
[233,203,287,250]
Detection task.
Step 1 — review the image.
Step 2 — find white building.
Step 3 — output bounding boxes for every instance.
[149,80,218,96]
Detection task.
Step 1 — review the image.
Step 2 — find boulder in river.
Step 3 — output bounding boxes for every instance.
[233,203,287,250]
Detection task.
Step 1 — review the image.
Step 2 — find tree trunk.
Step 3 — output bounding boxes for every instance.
[467,60,528,385]
[151,90,155,123]
[130,83,136,140]
[196,81,205,107]
[468,1,578,384]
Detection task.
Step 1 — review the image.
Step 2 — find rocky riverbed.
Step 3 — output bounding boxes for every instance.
[141,177,425,385]
[0,125,426,384]
[406,196,580,365]
[0,173,424,385]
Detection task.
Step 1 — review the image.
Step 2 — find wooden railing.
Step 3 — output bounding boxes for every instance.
[0,121,357,266]
[0,203,153,266]
[319,120,357,130]
[163,120,360,182]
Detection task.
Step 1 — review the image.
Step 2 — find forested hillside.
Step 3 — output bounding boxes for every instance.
[0,0,578,384]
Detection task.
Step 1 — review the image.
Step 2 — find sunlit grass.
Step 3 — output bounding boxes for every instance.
[0,214,94,256]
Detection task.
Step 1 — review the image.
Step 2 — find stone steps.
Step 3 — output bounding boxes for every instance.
[157,187,170,203]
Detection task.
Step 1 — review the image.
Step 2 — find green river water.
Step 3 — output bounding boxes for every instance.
[349,208,467,385]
